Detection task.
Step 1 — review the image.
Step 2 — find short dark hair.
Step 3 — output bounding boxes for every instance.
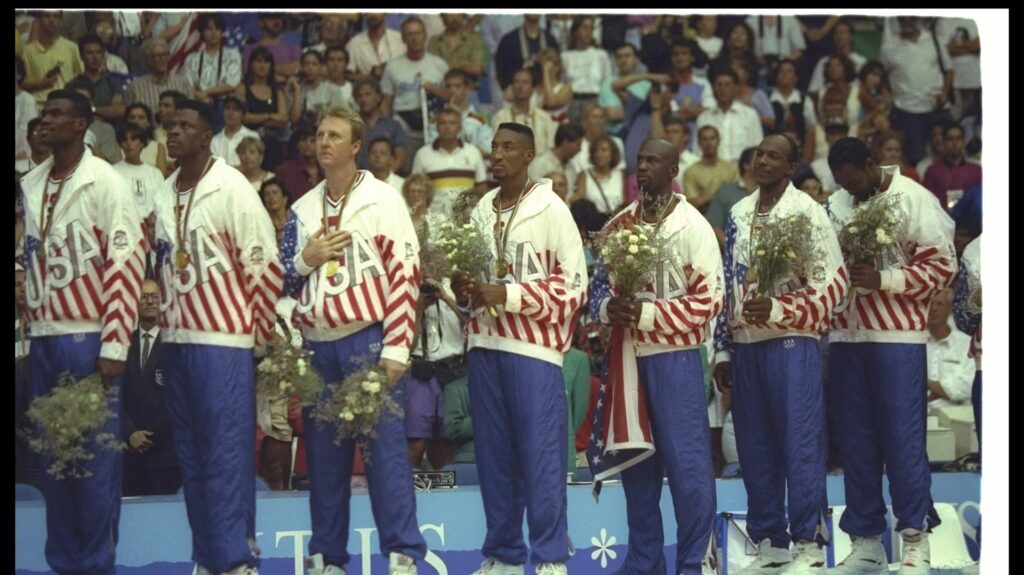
[325,45,349,62]
[27,117,42,137]
[828,137,871,172]
[159,90,188,106]
[259,177,292,209]
[614,42,638,56]
[663,116,690,133]
[401,16,425,34]
[589,135,621,168]
[943,123,965,138]
[77,33,104,55]
[497,122,535,151]
[116,122,151,145]
[301,48,324,64]
[444,68,472,85]
[175,99,216,130]
[65,77,95,100]
[670,38,708,69]
[793,171,822,190]
[368,136,394,155]
[222,94,244,109]
[196,13,226,33]
[738,146,757,170]
[292,121,317,142]
[354,77,381,95]
[710,65,739,85]
[777,133,800,163]
[47,89,93,126]
[554,124,583,147]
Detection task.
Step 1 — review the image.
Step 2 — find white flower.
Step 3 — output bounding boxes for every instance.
[638,233,648,242]
[362,381,381,394]
[366,370,382,383]
[625,255,634,263]
[298,365,307,377]
[757,249,766,256]
[340,410,355,421]
[628,234,639,244]
[279,381,289,391]
[847,226,859,234]
[89,393,99,403]
[876,228,891,244]
[628,245,639,254]
[787,251,796,259]
[463,223,474,230]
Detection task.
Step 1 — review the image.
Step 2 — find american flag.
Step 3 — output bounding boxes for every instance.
[586,322,656,500]
[167,13,202,75]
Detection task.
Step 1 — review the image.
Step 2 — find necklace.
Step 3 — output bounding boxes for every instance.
[493,179,532,279]
[174,156,215,269]
[322,171,362,277]
[38,151,86,266]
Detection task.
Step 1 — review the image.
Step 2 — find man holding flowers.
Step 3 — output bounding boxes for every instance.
[823,137,956,575]
[713,134,848,575]
[279,106,426,575]
[451,123,587,575]
[588,138,725,575]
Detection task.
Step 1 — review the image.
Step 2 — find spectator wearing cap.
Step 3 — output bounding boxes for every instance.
[126,38,194,115]
[211,95,260,167]
[242,12,300,83]
[20,11,84,105]
[72,33,126,123]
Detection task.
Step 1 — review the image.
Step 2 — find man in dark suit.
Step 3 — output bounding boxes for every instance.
[123,278,181,496]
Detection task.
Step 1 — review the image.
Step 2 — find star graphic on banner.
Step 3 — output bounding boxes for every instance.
[597,438,604,449]
[596,399,603,409]
[593,455,602,464]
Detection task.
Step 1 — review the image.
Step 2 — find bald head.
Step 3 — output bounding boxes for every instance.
[636,138,680,195]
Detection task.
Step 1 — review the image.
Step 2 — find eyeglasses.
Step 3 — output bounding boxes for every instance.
[140,294,160,302]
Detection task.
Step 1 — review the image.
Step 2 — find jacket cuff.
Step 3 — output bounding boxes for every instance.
[295,251,316,277]
[637,301,656,332]
[381,345,410,366]
[878,269,906,293]
[100,341,129,362]
[503,284,523,314]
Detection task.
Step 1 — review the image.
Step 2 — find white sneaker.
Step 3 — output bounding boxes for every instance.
[471,557,526,575]
[737,539,792,574]
[306,553,347,575]
[829,535,888,574]
[896,529,930,575]
[535,563,567,575]
[389,552,417,575]
[780,541,825,575]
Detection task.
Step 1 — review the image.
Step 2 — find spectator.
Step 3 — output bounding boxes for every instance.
[288,49,351,126]
[769,58,818,163]
[66,78,118,164]
[425,69,494,158]
[731,55,775,130]
[667,39,712,146]
[812,86,852,163]
[306,13,358,57]
[925,288,975,413]
[355,78,408,173]
[705,146,757,247]
[856,60,895,137]
[684,125,739,213]
[428,13,487,87]
[124,102,170,176]
[90,19,129,75]
[211,95,260,167]
[123,279,182,496]
[694,15,723,63]
[874,131,922,183]
[561,16,613,125]
[915,122,948,178]
[745,15,806,88]
[259,178,292,246]
[154,89,188,165]
[183,13,243,110]
[403,173,434,239]
[569,104,626,176]
[412,108,489,216]
[807,19,867,95]
[879,16,954,165]
[367,137,406,192]
[17,118,51,177]
[571,135,625,215]
[242,13,301,83]
[923,123,982,211]
[235,46,289,170]
[952,235,981,455]
[713,20,758,76]
[812,53,861,128]
[649,116,699,192]
[528,123,583,196]
[72,33,126,124]
[794,171,826,204]
[936,18,981,144]
[236,135,275,191]
[20,11,84,105]
[345,12,406,82]
[599,42,661,138]
[125,38,194,117]
[533,48,573,124]
[112,123,164,218]
[697,66,764,163]
[545,170,570,201]
[323,46,358,112]
[16,57,39,170]
[381,17,449,155]
[490,68,558,156]
[494,14,560,92]
[273,122,323,203]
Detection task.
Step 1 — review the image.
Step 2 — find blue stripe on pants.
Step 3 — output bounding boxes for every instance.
[829,342,941,536]
[468,348,569,565]
[302,325,427,569]
[29,334,122,575]
[733,337,828,547]
[618,348,716,575]
[163,343,257,573]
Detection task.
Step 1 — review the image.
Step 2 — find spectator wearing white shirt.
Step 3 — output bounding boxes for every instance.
[367,137,406,193]
[323,46,358,112]
[879,16,954,165]
[807,20,867,96]
[697,66,764,164]
[528,123,584,197]
[380,17,449,157]
[412,108,489,217]
[287,49,351,126]
[926,288,975,412]
[569,103,627,177]
[694,15,723,66]
[745,15,806,89]
[184,14,242,110]
[210,95,259,167]
[112,123,164,219]
[346,12,406,82]
[769,58,819,163]
[561,15,613,125]
[570,135,625,215]
[936,17,981,143]
[15,57,38,170]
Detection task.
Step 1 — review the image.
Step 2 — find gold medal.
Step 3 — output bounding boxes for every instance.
[326,260,339,277]
[495,261,507,279]
[175,249,190,270]
[746,268,758,284]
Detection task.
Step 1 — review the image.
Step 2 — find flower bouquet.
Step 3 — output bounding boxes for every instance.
[838,192,903,268]
[22,372,123,479]
[747,212,826,298]
[592,223,669,297]
[311,364,403,462]
[255,337,324,406]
